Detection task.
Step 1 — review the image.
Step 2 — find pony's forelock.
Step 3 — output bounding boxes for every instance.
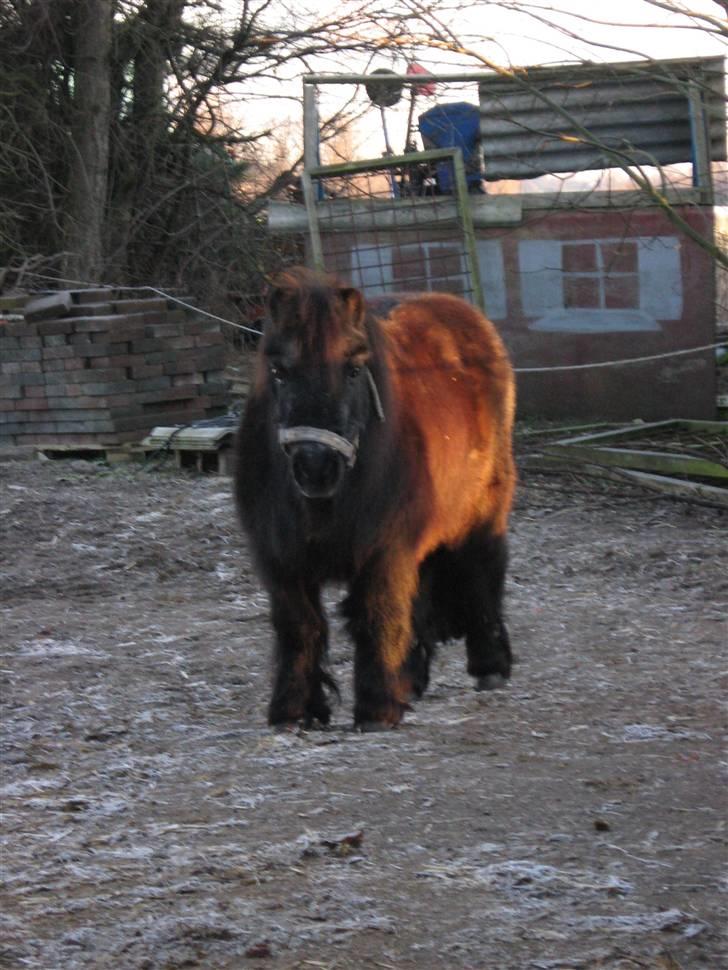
[266,268,367,356]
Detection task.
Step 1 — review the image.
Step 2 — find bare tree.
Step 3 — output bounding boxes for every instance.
[64,0,113,281]
[0,0,417,297]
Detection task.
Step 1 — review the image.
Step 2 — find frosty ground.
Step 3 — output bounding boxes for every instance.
[0,449,726,970]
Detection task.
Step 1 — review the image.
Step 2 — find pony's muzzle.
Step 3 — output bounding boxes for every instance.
[286,441,346,499]
[278,427,357,499]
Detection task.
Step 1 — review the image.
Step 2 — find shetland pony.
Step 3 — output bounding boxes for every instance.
[235,267,516,730]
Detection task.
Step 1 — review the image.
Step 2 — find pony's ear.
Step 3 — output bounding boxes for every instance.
[266,282,284,323]
[339,287,365,331]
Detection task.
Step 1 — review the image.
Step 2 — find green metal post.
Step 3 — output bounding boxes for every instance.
[301,170,325,272]
[451,150,486,314]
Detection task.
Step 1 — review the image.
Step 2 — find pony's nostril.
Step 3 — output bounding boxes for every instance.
[289,444,345,498]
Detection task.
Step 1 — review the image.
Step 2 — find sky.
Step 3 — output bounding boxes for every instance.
[218,1,727,175]
[428,0,727,65]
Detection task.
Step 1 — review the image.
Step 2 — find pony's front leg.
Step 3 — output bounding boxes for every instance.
[267,579,334,728]
[345,553,419,730]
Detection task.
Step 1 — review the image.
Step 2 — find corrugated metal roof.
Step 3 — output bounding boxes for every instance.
[478,56,726,180]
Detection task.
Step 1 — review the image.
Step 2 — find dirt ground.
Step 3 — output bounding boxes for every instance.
[1,445,726,970]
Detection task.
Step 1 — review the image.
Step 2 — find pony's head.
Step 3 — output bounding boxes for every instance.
[262,267,384,499]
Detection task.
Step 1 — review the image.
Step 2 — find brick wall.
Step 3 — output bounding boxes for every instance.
[0,288,230,446]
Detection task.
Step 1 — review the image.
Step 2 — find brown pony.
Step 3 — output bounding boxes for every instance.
[235,266,516,730]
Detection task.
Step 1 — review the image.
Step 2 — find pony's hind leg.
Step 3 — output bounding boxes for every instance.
[404,556,441,699]
[458,527,512,690]
[403,634,436,699]
[267,578,336,728]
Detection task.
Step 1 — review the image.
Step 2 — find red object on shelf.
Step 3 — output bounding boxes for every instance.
[407,62,436,97]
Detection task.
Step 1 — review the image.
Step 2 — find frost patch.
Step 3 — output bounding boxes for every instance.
[418,858,633,898]
[574,908,705,936]
[133,511,165,523]
[618,723,711,743]
[19,638,103,658]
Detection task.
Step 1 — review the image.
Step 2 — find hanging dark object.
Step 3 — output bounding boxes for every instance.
[365,68,403,107]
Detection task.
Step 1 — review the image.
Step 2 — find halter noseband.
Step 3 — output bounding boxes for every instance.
[277,365,385,469]
[278,426,359,467]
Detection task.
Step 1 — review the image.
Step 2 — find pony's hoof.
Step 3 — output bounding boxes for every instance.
[475,673,507,691]
[355,720,397,733]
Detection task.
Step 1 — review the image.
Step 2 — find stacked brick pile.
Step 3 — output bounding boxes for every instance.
[0,288,230,447]
[224,353,256,401]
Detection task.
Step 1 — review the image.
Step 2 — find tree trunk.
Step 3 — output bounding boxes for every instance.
[106,0,185,281]
[64,0,112,283]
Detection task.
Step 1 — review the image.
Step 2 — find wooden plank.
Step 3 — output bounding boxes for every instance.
[551,419,728,448]
[673,419,728,434]
[528,454,728,508]
[141,428,235,452]
[35,444,138,464]
[36,443,106,453]
[547,444,728,480]
[551,420,677,448]
[517,421,619,440]
[584,465,728,508]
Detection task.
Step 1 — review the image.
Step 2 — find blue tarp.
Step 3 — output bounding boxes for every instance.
[418,102,482,192]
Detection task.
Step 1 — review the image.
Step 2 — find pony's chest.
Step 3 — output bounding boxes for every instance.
[277,506,356,579]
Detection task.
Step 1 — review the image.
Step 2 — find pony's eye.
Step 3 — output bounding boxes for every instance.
[346,362,362,380]
[269,362,287,383]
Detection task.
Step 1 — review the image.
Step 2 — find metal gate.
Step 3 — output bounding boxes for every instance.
[301,147,485,312]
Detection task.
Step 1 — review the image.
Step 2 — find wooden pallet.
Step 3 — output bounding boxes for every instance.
[140,425,236,474]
